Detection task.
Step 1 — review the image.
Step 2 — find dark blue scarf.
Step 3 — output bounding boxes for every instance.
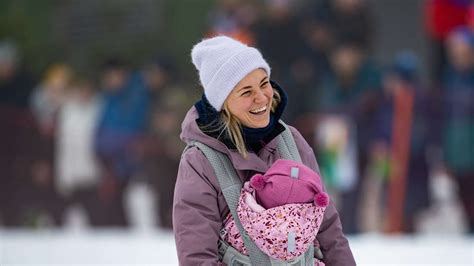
[195,81,287,153]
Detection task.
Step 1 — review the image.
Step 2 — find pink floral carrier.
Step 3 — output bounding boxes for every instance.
[221,183,326,265]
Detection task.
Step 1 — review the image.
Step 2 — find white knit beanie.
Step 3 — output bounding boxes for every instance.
[191,36,271,111]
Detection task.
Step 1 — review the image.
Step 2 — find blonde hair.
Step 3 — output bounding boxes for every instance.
[220,88,281,158]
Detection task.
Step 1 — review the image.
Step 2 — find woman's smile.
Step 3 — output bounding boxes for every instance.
[249,105,267,114]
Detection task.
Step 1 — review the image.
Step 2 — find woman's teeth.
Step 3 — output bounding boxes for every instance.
[250,106,267,114]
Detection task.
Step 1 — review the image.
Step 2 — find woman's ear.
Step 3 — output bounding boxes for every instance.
[250,174,266,191]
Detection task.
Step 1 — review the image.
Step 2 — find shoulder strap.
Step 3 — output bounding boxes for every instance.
[186,120,313,265]
[188,141,272,266]
[277,120,302,163]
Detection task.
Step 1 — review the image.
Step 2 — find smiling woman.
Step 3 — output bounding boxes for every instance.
[225,70,274,129]
[172,36,355,266]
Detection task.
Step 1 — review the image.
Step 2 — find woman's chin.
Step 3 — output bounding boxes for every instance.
[246,117,270,128]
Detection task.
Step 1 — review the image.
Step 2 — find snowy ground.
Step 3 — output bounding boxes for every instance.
[2,181,472,265]
[1,229,473,265]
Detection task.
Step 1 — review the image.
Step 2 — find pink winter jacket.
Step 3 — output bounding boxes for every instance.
[173,107,356,266]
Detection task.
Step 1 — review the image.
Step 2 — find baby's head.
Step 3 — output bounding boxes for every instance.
[250,159,329,209]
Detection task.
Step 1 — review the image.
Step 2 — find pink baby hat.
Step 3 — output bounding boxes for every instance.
[250,159,329,209]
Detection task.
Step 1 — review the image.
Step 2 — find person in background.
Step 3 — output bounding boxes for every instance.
[94,58,151,226]
[173,36,355,265]
[141,56,194,229]
[361,52,433,233]
[0,40,40,226]
[438,28,474,233]
[303,39,382,234]
[24,63,73,227]
[56,78,104,226]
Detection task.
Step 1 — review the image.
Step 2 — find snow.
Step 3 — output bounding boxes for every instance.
[1,230,473,265]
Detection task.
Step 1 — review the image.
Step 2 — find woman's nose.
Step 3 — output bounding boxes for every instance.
[254,89,266,103]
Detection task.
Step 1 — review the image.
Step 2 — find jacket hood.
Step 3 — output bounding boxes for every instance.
[180,105,226,151]
[180,106,278,173]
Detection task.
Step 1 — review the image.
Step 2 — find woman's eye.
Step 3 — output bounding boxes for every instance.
[261,81,269,88]
[241,91,251,96]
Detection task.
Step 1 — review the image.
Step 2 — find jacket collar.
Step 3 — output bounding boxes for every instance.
[181,106,281,173]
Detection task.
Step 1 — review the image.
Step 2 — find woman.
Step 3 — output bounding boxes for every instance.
[173,36,355,265]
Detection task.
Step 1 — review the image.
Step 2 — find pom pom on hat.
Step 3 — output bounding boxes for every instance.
[315,192,329,207]
[191,36,271,111]
[250,174,266,191]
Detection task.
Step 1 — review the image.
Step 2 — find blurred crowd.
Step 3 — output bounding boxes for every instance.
[0,0,473,235]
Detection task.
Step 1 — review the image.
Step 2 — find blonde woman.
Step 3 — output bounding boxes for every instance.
[173,36,355,265]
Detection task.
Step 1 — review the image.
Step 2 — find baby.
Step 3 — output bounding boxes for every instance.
[220,159,329,264]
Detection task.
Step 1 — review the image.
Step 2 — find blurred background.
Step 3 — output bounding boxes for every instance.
[0,0,473,265]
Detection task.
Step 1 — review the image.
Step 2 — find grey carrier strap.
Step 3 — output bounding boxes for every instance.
[276,121,302,163]
[188,122,314,266]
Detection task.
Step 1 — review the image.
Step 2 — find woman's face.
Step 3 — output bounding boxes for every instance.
[225,68,273,128]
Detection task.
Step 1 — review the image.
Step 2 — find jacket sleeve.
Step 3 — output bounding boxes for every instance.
[173,147,223,266]
[290,127,356,266]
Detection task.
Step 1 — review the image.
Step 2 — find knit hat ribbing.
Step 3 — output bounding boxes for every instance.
[191,36,271,111]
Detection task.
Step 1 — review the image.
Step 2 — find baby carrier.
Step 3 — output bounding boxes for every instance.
[187,121,324,266]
